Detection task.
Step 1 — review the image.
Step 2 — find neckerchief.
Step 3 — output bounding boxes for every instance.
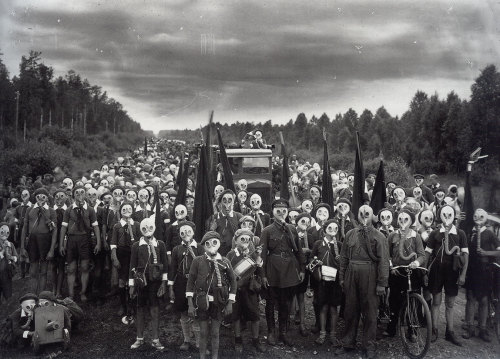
[206,254,223,287]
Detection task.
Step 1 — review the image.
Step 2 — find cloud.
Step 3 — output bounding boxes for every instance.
[1,0,499,132]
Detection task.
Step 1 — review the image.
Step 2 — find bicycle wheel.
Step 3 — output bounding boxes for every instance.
[398,293,431,359]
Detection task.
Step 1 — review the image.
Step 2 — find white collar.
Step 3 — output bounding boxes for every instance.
[72,202,88,210]
[323,237,336,245]
[54,204,68,211]
[136,203,152,212]
[206,253,222,261]
[184,240,197,248]
[440,225,457,235]
[339,214,351,222]
[120,218,134,226]
[21,309,29,317]
[139,237,157,247]
[475,226,487,233]
[398,229,417,238]
[22,201,32,207]
[33,203,49,210]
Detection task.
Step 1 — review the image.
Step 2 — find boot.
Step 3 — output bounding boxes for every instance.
[479,328,491,343]
[235,336,243,354]
[279,331,293,346]
[252,338,265,353]
[299,324,308,337]
[445,330,462,346]
[267,329,276,345]
[462,324,474,339]
[180,318,191,350]
[315,331,326,345]
[118,288,126,316]
[192,320,201,348]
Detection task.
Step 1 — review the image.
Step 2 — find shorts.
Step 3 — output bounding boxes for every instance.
[136,280,162,308]
[428,260,459,297]
[295,270,310,294]
[173,276,189,312]
[232,287,260,322]
[66,234,90,262]
[196,301,225,321]
[27,233,51,262]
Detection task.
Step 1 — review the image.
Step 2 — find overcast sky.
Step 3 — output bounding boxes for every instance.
[1,1,499,132]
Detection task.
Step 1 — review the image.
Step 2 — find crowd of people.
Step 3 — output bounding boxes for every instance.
[0,137,499,359]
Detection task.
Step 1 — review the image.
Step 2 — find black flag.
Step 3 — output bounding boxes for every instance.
[322,131,334,214]
[459,168,475,238]
[144,137,148,156]
[370,160,387,216]
[216,128,236,193]
[352,131,365,215]
[176,153,184,188]
[193,145,214,240]
[279,132,290,201]
[174,157,190,208]
[153,184,164,241]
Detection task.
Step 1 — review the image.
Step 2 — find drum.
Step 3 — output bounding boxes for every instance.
[233,257,256,278]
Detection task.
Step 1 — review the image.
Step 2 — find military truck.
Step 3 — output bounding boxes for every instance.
[224,148,274,213]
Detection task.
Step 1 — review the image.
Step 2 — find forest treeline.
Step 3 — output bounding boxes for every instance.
[0,51,144,182]
[160,65,500,176]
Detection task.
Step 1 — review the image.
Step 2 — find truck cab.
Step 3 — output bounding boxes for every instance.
[224,148,273,213]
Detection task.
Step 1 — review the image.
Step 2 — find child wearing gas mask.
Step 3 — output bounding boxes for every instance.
[129,217,168,351]
[168,221,204,351]
[226,229,265,354]
[186,231,237,359]
[310,219,343,345]
[110,203,141,317]
[385,209,426,337]
[424,205,468,346]
[9,293,38,347]
[463,208,500,342]
[0,222,18,301]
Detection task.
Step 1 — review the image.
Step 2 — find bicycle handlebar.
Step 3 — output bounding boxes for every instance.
[391,265,429,272]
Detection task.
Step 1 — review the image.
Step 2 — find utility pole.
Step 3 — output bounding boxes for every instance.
[23,118,26,142]
[83,104,87,135]
[40,108,43,130]
[15,91,19,141]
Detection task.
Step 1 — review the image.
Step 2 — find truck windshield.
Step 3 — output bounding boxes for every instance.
[228,157,270,175]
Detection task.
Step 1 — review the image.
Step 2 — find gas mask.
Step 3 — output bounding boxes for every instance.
[255,131,263,140]
[301,200,313,214]
[250,194,262,211]
[415,178,424,187]
[107,176,115,187]
[473,208,488,227]
[379,209,393,227]
[21,190,30,203]
[297,216,311,232]
[203,237,220,256]
[237,179,248,191]
[145,186,154,203]
[337,202,350,217]
[75,181,84,187]
[412,187,422,200]
[63,178,74,190]
[310,187,320,201]
[347,175,354,185]
[187,178,194,191]
[74,188,86,204]
[111,187,123,203]
[393,187,406,202]
[102,194,112,206]
[435,190,445,202]
[121,204,133,219]
[186,197,195,213]
[237,191,247,204]
[325,222,339,237]
[101,164,109,173]
[54,192,67,207]
[100,179,109,188]
[316,207,329,224]
[273,206,288,223]
[214,185,224,199]
[440,205,455,227]
[169,195,176,206]
[288,210,299,225]
[86,188,98,206]
[21,299,37,317]
[35,193,48,207]
[138,189,150,204]
[235,234,251,252]
[126,190,137,203]
[221,193,234,214]
[398,212,412,231]
[84,183,92,190]
[159,193,169,205]
[117,157,124,165]
[179,225,194,244]
[175,204,187,221]
[358,205,373,226]
[0,224,10,241]
[140,217,155,238]
[420,210,434,229]
[240,220,255,231]
[339,172,346,180]
[151,177,161,187]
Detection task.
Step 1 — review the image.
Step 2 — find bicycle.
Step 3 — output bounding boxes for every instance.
[391,265,432,359]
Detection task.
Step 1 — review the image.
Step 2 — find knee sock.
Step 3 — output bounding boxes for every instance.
[192,320,201,348]
[180,318,191,343]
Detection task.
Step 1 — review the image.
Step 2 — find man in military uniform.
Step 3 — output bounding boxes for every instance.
[337,205,389,359]
[261,199,305,346]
